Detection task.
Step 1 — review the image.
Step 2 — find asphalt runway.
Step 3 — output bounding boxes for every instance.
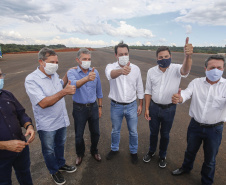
[0,48,225,185]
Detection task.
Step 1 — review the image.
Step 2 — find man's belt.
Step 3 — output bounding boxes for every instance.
[111,100,134,105]
[192,118,224,128]
[73,101,95,107]
[151,100,174,109]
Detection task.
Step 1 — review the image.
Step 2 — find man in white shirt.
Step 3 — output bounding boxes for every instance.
[105,41,144,164]
[171,55,226,185]
[143,38,193,168]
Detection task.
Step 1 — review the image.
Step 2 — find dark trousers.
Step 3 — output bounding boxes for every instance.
[73,101,100,157]
[148,100,177,158]
[0,145,33,185]
[182,118,223,185]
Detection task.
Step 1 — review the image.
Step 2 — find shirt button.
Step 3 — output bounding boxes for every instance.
[9,125,11,127]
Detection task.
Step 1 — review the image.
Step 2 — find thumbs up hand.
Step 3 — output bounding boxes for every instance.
[172,88,182,104]
[87,67,96,81]
[184,37,193,57]
[64,80,76,95]
[121,61,131,75]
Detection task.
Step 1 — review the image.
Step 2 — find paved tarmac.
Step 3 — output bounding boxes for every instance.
[0,48,225,185]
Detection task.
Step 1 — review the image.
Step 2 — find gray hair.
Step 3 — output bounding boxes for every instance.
[205,54,226,67]
[38,47,57,61]
[77,48,91,59]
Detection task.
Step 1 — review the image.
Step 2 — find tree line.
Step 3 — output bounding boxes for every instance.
[0,44,225,54]
[0,44,67,54]
[129,45,226,54]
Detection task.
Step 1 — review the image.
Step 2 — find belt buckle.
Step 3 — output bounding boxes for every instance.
[199,123,206,127]
[86,103,91,107]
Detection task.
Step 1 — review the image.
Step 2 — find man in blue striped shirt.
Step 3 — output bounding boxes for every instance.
[67,48,103,166]
[25,48,76,185]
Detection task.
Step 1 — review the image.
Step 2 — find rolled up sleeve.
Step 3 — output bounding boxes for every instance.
[145,70,152,95]
[136,68,144,99]
[96,70,103,99]
[105,64,113,80]
[181,79,194,103]
[67,69,78,86]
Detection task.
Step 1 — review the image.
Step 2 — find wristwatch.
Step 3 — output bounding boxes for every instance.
[98,105,103,107]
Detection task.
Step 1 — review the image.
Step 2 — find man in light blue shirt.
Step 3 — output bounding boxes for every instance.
[67,48,103,166]
[25,48,76,185]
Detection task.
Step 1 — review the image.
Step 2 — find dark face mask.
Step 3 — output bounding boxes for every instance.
[157,58,171,68]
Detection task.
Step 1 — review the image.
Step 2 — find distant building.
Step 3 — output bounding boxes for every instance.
[217,53,226,56]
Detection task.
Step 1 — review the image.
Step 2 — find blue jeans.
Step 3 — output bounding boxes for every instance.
[73,101,100,157]
[149,101,177,158]
[38,127,66,174]
[110,100,138,154]
[182,118,223,185]
[0,145,33,185]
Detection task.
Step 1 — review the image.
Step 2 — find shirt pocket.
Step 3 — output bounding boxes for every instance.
[212,96,226,110]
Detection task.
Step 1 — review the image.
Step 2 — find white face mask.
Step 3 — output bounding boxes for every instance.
[81,61,91,69]
[118,55,129,66]
[44,62,58,75]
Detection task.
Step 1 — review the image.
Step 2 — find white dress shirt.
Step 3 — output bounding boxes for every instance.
[105,62,144,103]
[181,77,226,124]
[145,64,188,104]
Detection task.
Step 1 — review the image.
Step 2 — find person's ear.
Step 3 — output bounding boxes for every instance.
[39,59,45,66]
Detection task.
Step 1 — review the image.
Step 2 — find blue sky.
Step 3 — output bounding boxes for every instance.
[0,0,226,47]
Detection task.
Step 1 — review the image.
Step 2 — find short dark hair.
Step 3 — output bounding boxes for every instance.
[38,47,57,61]
[114,41,129,55]
[77,48,91,59]
[205,54,226,67]
[156,46,171,57]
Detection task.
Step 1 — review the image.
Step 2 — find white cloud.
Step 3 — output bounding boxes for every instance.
[0,0,226,47]
[184,25,192,34]
[105,21,154,38]
[175,0,226,26]
[171,43,177,47]
[34,37,108,47]
[0,31,30,43]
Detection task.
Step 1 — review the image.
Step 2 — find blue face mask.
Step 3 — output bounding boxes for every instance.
[205,68,223,82]
[0,79,4,89]
[157,58,171,68]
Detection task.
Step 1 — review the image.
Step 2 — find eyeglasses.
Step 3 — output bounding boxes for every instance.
[0,73,6,79]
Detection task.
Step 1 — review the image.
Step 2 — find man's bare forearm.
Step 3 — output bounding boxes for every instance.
[110,69,123,79]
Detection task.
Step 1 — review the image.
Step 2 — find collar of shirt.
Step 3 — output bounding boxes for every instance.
[157,64,171,73]
[115,61,121,68]
[203,77,225,84]
[36,67,53,79]
[77,66,92,73]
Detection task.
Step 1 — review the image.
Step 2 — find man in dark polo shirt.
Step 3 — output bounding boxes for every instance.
[0,68,35,185]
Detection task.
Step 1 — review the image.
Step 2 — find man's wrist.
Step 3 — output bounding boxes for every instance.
[25,123,33,130]
[98,105,103,108]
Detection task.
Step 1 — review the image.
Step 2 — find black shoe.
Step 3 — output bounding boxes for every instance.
[159,157,167,168]
[51,171,66,185]
[59,164,77,173]
[172,168,189,176]
[143,151,155,163]
[106,150,119,160]
[131,153,138,164]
